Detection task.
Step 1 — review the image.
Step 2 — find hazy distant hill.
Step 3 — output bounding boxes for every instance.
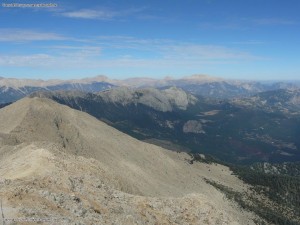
[232,89,300,114]
[0,76,115,103]
[114,74,300,99]
[1,75,299,103]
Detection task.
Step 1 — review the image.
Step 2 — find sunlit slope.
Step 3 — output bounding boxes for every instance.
[0,97,256,224]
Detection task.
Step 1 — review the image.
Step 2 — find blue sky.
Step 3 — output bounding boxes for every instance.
[0,0,299,80]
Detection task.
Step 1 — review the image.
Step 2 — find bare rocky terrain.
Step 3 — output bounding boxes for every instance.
[0,97,258,224]
[99,86,197,112]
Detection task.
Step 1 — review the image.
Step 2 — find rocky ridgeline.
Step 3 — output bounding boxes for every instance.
[99,87,197,112]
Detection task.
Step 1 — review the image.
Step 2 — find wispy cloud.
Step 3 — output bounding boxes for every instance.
[0,35,264,71]
[252,18,297,26]
[0,52,99,68]
[49,45,101,57]
[94,36,261,60]
[94,36,172,52]
[0,44,101,68]
[198,21,242,30]
[0,29,67,42]
[162,44,258,60]
[61,9,117,20]
[232,40,265,45]
[60,7,146,20]
[0,54,53,67]
[199,17,298,31]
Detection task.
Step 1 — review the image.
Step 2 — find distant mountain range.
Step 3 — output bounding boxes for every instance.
[0,76,115,103]
[1,75,300,164]
[1,74,299,103]
[232,89,300,114]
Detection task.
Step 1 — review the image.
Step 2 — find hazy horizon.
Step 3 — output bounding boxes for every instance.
[1,0,299,80]
[2,73,300,83]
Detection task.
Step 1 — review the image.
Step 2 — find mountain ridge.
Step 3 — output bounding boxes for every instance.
[1,75,300,103]
[0,96,258,224]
